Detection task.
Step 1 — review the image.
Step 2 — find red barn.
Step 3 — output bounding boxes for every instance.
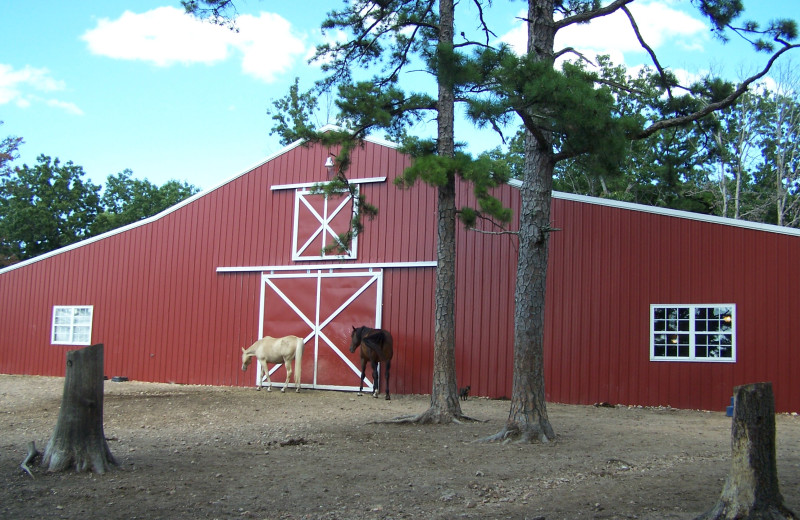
[2,132,799,412]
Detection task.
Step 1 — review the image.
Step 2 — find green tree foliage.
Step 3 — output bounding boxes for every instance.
[269,78,320,147]
[0,122,23,179]
[92,169,200,235]
[0,155,101,264]
[521,58,800,229]
[760,76,800,227]
[529,57,716,212]
[0,127,200,266]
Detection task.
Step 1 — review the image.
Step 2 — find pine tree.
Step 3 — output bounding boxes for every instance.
[467,0,797,442]
[268,1,512,423]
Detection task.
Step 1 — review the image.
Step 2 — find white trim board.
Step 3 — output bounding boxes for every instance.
[272,177,386,191]
[217,261,437,274]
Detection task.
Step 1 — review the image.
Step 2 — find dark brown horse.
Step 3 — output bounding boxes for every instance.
[349,325,393,400]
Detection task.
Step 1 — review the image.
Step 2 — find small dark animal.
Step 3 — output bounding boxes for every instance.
[349,325,394,400]
[459,385,470,401]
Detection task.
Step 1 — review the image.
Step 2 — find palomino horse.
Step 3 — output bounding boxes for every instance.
[241,335,304,393]
[349,326,393,400]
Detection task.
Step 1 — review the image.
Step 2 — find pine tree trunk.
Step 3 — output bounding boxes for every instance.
[695,382,797,520]
[500,129,556,442]
[486,0,557,443]
[41,343,117,473]
[420,0,464,423]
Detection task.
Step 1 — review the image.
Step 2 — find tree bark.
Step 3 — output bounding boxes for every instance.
[427,0,463,422]
[390,0,467,424]
[695,382,797,520]
[482,0,557,443]
[41,343,117,473]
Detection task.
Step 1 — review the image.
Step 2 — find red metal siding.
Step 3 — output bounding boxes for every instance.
[454,179,519,399]
[544,197,800,412]
[2,137,799,412]
[0,140,437,391]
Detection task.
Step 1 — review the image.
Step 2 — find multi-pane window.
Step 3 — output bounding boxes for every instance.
[651,304,735,362]
[52,306,93,345]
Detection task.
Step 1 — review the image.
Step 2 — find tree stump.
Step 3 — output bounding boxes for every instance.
[695,382,797,520]
[41,343,117,473]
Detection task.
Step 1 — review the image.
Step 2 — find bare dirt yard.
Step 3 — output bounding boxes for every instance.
[2,374,799,520]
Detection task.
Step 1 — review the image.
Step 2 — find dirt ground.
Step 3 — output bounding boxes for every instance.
[2,375,799,520]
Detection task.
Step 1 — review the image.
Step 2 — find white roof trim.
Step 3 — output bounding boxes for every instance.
[507,179,800,238]
[217,261,437,273]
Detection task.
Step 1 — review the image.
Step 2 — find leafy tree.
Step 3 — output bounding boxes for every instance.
[0,122,24,266]
[0,122,23,179]
[92,169,200,235]
[0,143,199,266]
[541,56,717,213]
[704,89,767,220]
[0,155,100,264]
[758,66,800,227]
[269,77,323,147]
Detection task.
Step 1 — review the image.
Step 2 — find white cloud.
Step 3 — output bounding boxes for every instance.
[0,63,82,114]
[235,12,307,82]
[81,6,308,83]
[44,98,85,116]
[499,0,708,69]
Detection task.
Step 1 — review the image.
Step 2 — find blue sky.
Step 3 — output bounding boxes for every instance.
[2,1,798,191]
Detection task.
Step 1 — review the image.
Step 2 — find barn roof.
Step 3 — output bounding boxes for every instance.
[2,133,798,275]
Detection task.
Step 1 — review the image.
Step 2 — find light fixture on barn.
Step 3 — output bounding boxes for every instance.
[325,156,335,176]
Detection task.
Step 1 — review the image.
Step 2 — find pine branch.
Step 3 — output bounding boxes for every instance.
[637,44,800,139]
[620,5,674,102]
[470,0,497,46]
[553,0,635,30]
[469,227,519,236]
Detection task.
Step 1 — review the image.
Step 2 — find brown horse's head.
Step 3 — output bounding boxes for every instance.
[349,326,363,353]
[241,347,252,371]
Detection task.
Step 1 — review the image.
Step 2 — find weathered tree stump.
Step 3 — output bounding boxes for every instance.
[695,382,797,520]
[41,343,117,473]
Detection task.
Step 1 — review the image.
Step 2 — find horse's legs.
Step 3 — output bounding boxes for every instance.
[282,359,292,393]
[260,360,272,392]
[371,361,379,399]
[384,360,391,400]
[357,357,367,396]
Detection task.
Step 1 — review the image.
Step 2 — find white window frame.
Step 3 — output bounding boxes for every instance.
[271,178,385,263]
[51,305,94,345]
[291,186,358,261]
[650,304,736,362]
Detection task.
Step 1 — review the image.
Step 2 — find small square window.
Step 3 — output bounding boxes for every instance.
[51,306,94,345]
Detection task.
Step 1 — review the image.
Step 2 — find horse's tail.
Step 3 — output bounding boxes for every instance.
[294,336,304,387]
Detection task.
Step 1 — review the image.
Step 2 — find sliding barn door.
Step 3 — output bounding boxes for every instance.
[257,270,382,390]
